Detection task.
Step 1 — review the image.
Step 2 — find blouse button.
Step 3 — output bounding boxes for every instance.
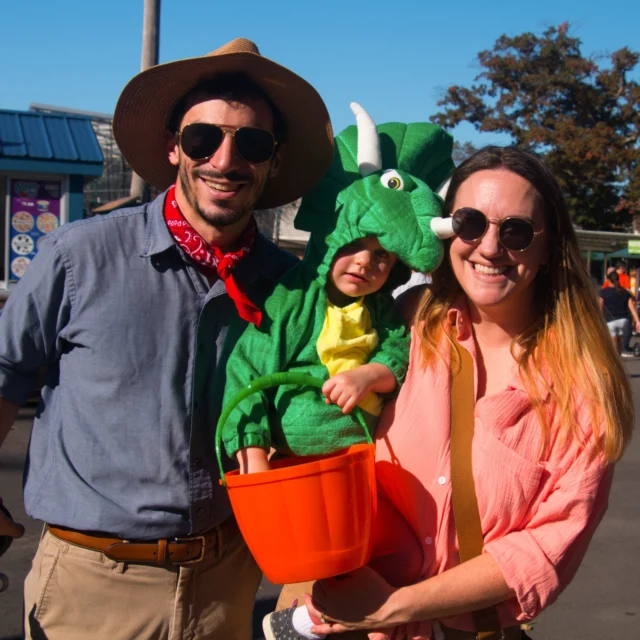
[425,536,433,545]
[438,476,447,485]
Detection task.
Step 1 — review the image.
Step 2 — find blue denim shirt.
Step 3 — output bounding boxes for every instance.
[0,191,297,539]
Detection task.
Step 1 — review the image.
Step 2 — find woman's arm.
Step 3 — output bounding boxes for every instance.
[310,431,612,635]
[307,554,513,634]
[626,296,640,332]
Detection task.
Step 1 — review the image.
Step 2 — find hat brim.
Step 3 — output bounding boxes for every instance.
[113,51,334,209]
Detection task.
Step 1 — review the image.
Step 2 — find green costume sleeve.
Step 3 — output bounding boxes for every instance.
[366,295,410,388]
[221,267,328,459]
[221,283,299,458]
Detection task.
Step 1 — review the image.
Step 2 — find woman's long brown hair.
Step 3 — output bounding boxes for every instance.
[415,146,632,463]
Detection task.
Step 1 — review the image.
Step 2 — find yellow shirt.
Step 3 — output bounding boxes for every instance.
[316,298,383,416]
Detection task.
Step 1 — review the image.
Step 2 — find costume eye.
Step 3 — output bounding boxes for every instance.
[380,170,404,191]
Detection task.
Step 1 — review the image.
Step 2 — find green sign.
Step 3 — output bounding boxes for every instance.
[629,239,640,255]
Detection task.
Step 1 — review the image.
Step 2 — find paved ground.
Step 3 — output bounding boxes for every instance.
[1,360,639,639]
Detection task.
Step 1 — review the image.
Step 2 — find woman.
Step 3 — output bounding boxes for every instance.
[599,270,640,356]
[303,146,633,640]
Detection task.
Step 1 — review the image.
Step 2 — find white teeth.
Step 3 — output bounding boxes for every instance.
[204,180,236,192]
[473,263,508,275]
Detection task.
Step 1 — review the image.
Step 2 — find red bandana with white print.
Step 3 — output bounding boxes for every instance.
[164,185,262,327]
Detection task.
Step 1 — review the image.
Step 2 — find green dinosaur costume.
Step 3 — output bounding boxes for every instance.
[221,104,454,458]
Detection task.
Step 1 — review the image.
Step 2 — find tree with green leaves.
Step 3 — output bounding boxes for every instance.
[432,23,640,230]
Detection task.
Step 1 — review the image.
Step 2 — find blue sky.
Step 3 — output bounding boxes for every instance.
[1,0,638,148]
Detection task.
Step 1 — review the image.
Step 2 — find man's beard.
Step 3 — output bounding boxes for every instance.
[178,164,261,228]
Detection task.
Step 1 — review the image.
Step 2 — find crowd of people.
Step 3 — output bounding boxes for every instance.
[0,37,634,640]
[600,261,640,357]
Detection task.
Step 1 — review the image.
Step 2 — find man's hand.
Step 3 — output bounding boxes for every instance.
[0,500,24,540]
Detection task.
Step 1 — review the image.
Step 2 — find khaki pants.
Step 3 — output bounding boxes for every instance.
[24,522,261,640]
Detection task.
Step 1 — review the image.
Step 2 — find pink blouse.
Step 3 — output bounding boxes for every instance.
[375,300,613,634]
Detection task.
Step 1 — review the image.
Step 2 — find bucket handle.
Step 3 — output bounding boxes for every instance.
[215,372,373,487]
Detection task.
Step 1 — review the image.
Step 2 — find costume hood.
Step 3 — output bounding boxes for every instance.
[294,103,454,292]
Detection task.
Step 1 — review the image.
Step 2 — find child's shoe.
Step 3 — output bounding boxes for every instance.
[262,606,326,640]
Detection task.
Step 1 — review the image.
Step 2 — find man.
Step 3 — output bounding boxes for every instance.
[0,38,333,639]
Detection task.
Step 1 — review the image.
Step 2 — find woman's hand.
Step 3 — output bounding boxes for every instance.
[304,567,402,634]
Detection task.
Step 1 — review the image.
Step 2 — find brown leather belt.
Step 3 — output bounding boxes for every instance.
[440,624,523,640]
[47,518,237,565]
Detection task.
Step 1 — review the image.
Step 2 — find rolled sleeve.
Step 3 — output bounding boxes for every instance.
[0,235,73,405]
[485,456,613,620]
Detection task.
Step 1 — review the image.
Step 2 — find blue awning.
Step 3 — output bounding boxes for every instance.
[0,109,103,176]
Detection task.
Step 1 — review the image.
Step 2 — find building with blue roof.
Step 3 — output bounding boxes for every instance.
[0,108,103,289]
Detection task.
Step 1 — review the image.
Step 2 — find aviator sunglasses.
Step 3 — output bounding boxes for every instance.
[452,207,543,252]
[175,122,277,164]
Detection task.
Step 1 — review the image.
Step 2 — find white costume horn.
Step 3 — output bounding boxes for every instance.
[436,176,451,200]
[430,217,456,239]
[350,102,382,177]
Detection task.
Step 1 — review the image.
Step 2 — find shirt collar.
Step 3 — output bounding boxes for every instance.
[141,189,175,257]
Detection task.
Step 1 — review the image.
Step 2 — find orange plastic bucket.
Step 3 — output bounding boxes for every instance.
[216,373,377,584]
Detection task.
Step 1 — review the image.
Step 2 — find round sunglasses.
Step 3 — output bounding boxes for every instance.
[452,207,543,252]
[175,122,277,165]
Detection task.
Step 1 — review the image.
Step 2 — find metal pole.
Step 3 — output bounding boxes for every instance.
[130,0,161,203]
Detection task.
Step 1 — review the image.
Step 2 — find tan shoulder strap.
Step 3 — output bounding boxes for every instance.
[450,330,503,637]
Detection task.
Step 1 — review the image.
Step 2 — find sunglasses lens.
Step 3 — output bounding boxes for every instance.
[500,218,535,251]
[234,127,276,163]
[452,208,487,242]
[179,123,223,160]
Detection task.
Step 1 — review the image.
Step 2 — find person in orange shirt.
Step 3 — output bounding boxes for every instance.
[617,262,631,290]
[298,147,632,640]
[602,261,631,290]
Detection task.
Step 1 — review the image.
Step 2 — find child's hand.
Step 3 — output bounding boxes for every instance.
[322,364,396,414]
[322,370,370,414]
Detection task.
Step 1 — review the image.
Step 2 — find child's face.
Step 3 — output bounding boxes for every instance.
[328,237,398,303]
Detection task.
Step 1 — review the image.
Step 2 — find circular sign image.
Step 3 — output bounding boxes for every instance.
[11,211,35,233]
[11,256,32,279]
[36,212,59,234]
[11,234,35,256]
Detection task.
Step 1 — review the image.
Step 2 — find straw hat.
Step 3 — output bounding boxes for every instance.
[113,38,334,209]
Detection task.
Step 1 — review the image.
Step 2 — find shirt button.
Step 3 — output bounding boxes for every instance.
[438,476,447,485]
[191,458,202,469]
[425,536,433,545]
[197,508,204,517]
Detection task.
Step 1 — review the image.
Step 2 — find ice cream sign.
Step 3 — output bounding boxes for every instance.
[9,179,61,280]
